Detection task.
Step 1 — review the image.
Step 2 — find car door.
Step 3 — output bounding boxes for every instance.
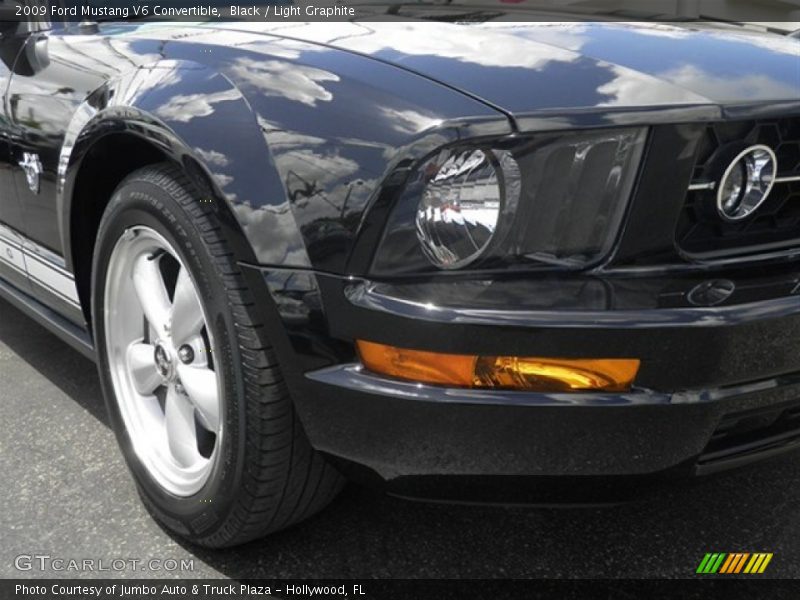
[0,2,32,294]
[5,17,105,325]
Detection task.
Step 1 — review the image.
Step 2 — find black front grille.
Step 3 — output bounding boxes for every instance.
[676,119,800,258]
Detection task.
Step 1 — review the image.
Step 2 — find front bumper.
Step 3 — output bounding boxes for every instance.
[305,364,800,502]
[242,263,800,503]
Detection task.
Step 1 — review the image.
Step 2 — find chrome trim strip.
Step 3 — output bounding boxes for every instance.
[306,364,800,407]
[0,223,23,247]
[346,280,800,329]
[775,174,800,184]
[688,173,800,192]
[0,247,28,278]
[688,181,716,191]
[0,221,80,307]
[26,257,80,307]
[0,233,22,251]
[0,224,27,276]
[307,364,665,406]
[23,248,74,280]
[28,274,80,308]
[21,238,71,275]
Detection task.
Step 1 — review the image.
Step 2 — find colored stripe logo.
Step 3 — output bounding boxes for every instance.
[696,553,773,574]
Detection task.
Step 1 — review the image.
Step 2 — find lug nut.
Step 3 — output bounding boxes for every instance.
[178,345,195,364]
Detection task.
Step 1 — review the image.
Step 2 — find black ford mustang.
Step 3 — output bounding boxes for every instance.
[0,8,799,547]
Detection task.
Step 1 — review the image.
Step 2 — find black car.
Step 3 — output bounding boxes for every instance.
[1,8,799,547]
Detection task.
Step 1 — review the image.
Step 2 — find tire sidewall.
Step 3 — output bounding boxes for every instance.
[92,174,246,539]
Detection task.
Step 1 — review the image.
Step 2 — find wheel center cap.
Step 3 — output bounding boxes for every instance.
[154,343,174,380]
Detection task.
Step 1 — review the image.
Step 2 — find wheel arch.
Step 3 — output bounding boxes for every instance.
[59,61,297,328]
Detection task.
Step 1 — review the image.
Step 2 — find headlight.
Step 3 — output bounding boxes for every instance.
[415,148,520,269]
[371,128,647,276]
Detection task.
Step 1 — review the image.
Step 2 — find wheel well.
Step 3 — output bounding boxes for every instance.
[70,133,168,327]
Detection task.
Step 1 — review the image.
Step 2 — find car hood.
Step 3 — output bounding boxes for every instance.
[235,20,800,123]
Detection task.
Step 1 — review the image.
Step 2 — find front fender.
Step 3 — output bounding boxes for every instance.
[59,59,311,272]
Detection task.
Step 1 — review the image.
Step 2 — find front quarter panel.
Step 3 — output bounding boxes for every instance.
[158,27,512,272]
[60,55,302,270]
[58,25,511,277]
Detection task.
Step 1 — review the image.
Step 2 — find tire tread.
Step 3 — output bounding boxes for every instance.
[112,164,343,547]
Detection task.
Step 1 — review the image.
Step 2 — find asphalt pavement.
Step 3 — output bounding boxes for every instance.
[2,295,800,580]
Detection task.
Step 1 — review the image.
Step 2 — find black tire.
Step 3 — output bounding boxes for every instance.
[92,163,344,547]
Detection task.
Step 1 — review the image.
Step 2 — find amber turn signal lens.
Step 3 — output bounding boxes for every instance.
[356,340,639,392]
[356,340,477,387]
[473,356,640,392]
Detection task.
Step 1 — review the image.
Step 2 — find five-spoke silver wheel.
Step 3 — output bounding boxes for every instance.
[104,226,221,496]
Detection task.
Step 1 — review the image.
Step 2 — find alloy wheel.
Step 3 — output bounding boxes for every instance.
[103,226,221,496]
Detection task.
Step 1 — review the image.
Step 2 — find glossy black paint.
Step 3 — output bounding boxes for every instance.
[1,16,800,499]
[248,21,800,121]
[0,20,797,288]
[303,363,800,477]
[242,261,800,495]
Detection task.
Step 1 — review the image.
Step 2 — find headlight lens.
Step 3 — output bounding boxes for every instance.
[371,127,647,276]
[415,148,519,269]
